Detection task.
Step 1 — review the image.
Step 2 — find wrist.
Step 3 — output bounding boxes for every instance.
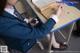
[50,15,59,23]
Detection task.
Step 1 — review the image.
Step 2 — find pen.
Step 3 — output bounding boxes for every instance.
[56,1,78,6]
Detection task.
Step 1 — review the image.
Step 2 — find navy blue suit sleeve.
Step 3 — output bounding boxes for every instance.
[3,18,56,40]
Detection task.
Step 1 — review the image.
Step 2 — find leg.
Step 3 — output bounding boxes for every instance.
[37,40,44,50]
[50,32,59,48]
[48,32,67,53]
[73,20,80,36]
[76,20,80,32]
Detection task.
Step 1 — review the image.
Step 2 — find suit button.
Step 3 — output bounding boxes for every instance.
[28,43,30,46]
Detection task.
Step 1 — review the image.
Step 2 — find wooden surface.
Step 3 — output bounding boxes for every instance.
[32,0,57,11]
[27,0,80,31]
[40,3,60,19]
[32,0,60,18]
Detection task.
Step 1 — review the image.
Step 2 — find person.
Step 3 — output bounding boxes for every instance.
[0,0,67,53]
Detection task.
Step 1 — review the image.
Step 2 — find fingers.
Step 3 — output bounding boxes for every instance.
[56,4,63,16]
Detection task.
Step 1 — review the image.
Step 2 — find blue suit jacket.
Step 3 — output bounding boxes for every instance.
[0,11,56,53]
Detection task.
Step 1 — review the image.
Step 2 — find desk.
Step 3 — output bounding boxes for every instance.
[23,0,80,53]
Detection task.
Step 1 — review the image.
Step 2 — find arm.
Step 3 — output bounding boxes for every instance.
[2,18,56,40]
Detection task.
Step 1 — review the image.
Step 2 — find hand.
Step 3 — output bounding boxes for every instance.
[56,4,62,17]
[50,5,63,23]
[28,18,39,26]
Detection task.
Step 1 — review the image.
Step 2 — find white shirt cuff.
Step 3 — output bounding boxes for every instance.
[50,15,59,23]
